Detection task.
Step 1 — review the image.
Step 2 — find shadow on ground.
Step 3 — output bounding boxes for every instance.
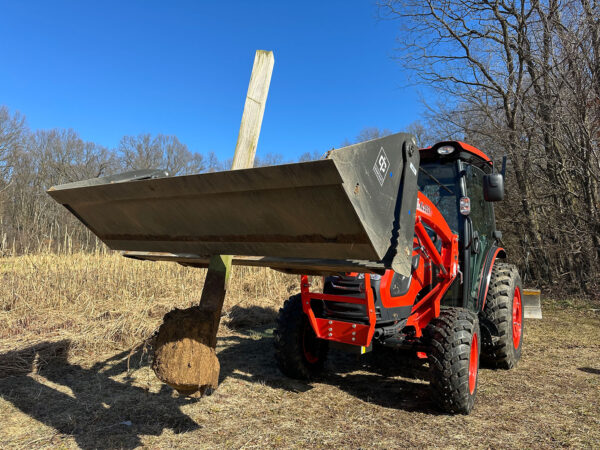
[0,307,443,447]
[218,309,439,414]
[0,341,199,449]
[578,367,600,375]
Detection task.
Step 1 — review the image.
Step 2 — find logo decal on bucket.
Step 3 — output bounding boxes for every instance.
[373,147,390,186]
[410,162,417,176]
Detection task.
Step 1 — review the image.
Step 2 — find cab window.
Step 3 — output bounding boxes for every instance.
[417,162,460,234]
[465,164,496,302]
[465,165,495,239]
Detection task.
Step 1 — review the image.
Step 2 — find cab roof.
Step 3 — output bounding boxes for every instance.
[421,141,491,162]
[420,141,492,172]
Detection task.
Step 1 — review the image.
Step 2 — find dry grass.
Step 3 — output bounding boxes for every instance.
[0,253,599,449]
[0,252,299,358]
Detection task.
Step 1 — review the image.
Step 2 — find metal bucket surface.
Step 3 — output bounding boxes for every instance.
[48,133,420,276]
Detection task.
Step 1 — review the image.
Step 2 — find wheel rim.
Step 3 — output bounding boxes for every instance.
[468,333,478,395]
[302,323,319,364]
[512,287,523,349]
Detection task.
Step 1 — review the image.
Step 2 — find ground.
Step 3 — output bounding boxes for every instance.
[0,254,599,448]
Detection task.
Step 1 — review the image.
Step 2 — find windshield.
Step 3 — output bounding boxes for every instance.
[417,161,460,233]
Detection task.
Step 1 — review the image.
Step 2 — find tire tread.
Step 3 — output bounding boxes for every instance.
[426,307,480,414]
[481,262,522,369]
[273,294,328,379]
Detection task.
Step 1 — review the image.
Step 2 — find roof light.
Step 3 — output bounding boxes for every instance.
[460,197,471,215]
[437,145,455,155]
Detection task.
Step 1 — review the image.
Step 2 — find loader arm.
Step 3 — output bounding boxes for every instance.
[300,191,459,347]
[406,191,459,337]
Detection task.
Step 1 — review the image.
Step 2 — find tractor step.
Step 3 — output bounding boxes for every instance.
[300,274,377,347]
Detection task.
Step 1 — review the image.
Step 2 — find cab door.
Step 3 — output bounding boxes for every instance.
[464,164,496,308]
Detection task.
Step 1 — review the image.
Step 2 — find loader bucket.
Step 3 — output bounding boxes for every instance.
[48,133,420,276]
[522,288,543,319]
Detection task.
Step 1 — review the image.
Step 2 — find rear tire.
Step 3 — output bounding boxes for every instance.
[481,263,523,369]
[426,307,480,414]
[274,294,329,379]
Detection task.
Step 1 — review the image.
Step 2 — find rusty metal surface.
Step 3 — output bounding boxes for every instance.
[48,133,420,275]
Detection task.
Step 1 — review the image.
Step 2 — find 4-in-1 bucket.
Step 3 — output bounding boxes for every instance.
[48,133,420,276]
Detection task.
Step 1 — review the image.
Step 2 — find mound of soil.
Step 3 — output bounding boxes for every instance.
[152,306,220,396]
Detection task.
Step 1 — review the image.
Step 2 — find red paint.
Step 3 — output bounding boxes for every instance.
[404,193,459,337]
[455,141,492,162]
[300,274,376,347]
[469,333,479,395]
[378,238,429,310]
[300,193,459,345]
[512,287,522,349]
[302,323,319,363]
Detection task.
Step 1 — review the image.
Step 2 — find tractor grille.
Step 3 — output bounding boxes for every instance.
[320,275,369,323]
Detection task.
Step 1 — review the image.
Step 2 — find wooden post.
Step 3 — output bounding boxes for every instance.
[231,50,275,170]
[200,48,275,315]
[199,49,274,333]
[152,50,274,396]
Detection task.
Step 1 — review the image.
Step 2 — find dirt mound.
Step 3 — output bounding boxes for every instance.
[152,307,220,396]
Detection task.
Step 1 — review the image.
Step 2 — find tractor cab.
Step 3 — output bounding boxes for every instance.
[418,141,505,312]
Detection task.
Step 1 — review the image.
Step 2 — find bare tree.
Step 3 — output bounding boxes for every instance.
[356,127,393,142]
[3,128,119,252]
[255,152,285,167]
[119,133,205,175]
[404,120,433,147]
[342,127,394,146]
[119,133,162,171]
[206,151,226,172]
[298,150,324,162]
[0,107,215,254]
[0,106,26,183]
[380,0,600,294]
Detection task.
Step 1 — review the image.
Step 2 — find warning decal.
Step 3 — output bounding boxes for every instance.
[373,146,390,186]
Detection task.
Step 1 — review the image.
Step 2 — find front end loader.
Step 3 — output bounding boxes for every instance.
[48,133,523,414]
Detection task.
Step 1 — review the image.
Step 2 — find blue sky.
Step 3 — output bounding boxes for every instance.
[0,1,427,161]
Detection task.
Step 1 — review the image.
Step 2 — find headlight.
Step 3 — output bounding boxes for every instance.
[437,145,455,155]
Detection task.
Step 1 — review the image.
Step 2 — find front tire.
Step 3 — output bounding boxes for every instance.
[481,263,523,369]
[273,294,329,379]
[426,307,481,414]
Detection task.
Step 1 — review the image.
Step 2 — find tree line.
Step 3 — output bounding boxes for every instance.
[0,106,302,255]
[381,0,599,296]
[0,106,389,255]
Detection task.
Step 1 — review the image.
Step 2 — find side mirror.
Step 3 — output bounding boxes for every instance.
[483,173,504,201]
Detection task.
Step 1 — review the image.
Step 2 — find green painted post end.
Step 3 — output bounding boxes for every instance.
[207,254,233,284]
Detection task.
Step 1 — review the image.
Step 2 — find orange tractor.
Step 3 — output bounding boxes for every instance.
[49,133,522,414]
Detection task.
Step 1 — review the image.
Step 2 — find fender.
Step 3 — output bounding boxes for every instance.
[476,245,506,311]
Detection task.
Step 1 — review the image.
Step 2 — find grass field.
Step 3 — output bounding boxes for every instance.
[0,253,599,448]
